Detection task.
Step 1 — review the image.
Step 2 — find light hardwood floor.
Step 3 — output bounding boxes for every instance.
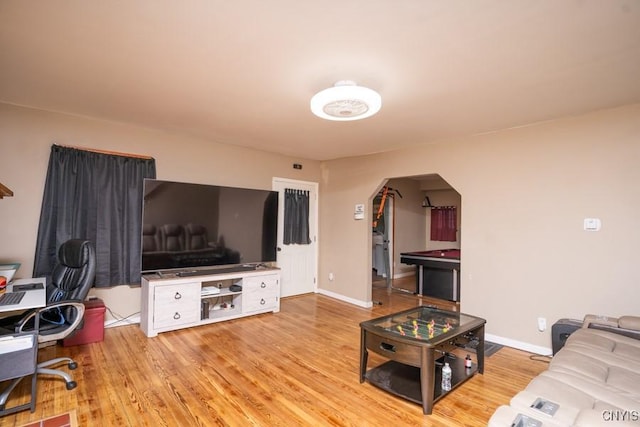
[1,286,547,426]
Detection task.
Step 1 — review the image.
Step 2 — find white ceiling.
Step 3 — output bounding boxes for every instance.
[1,1,639,161]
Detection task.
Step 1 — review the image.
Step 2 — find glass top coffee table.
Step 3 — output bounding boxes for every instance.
[359,306,486,414]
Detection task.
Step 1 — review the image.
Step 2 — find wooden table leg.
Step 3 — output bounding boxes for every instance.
[359,329,368,383]
[421,347,435,414]
[476,325,485,374]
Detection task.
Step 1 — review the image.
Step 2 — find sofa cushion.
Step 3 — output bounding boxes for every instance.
[526,373,598,409]
[536,371,640,410]
[565,328,640,363]
[550,349,640,391]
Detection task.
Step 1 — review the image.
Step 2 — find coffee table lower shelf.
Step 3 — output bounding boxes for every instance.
[364,357,478,408]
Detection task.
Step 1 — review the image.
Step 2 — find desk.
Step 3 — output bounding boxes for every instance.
[400,250,460,302]
[3,278,47,312]
[0,277,46,416]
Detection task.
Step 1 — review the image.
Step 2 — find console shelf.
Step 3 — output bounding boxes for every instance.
[141,267,280,337]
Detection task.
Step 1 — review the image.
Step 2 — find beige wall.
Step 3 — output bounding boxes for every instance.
[2,102,639,352]
[319,103,640,352]
[0,103,321,323]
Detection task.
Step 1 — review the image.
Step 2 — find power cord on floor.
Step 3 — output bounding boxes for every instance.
[105,306,140,327]
[529,354,552,363]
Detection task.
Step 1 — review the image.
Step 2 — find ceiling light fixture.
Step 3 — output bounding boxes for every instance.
[310,80,382,121]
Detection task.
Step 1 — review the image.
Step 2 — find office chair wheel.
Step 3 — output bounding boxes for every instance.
[68,361,78,370]
[66,381,77,390]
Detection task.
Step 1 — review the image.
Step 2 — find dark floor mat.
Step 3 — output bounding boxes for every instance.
[464,339,504,357]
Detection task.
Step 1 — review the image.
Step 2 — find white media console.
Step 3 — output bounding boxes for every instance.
[140,267,280,337]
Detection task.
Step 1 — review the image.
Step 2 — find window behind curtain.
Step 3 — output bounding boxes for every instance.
[33,145,156,286]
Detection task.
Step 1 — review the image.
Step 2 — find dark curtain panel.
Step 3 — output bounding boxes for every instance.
[430,206,457,242]
[283,188,311,245]
[33,145,156,286]
[262,192,279,258]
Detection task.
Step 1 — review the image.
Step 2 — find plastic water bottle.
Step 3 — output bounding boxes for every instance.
[441,362,452,391]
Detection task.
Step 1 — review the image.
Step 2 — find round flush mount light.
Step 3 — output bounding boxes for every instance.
[310,80,382,121]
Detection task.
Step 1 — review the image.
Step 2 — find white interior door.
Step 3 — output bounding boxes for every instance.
[272,178,318,297]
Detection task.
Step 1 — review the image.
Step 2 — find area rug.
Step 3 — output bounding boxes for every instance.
[464,339,504,357]
[18,410,77,427]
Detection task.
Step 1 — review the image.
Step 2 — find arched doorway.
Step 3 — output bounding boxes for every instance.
[370,174,462,305]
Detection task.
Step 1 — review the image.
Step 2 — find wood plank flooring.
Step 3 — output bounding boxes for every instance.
[1,287,548,426]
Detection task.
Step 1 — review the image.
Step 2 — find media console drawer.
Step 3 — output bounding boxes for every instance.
[153,283,200,328]
[242,274,279,313]
[243,291,279,312]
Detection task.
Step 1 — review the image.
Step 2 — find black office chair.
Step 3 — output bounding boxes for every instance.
[9,239,96,390]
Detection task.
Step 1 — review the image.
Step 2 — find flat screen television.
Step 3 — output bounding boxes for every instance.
[141,179,278,273]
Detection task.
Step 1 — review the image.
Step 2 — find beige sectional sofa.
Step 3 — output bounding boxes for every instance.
[489,315,640,426]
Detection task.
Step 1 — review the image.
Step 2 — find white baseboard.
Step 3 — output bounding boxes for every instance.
[393,271,414,279]
[316,289,372,308]
[485,333,552,356]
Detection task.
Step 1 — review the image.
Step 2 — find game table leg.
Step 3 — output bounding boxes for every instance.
[476,325,485,374]
[359,329,368,383]
[421,347,435,414]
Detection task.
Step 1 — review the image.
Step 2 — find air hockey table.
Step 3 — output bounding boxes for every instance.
[399,249,460,302]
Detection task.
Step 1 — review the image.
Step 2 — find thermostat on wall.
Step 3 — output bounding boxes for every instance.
[583,218,601,231]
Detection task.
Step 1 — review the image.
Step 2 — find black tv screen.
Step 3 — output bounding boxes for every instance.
[141,179,278,273]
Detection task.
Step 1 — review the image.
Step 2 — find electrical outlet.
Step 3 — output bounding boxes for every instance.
[537,317,547,332]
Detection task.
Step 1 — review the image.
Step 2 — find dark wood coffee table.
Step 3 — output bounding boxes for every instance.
[359,306,486,414]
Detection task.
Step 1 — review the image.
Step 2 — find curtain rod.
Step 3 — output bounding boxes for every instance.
[55,144,154,160]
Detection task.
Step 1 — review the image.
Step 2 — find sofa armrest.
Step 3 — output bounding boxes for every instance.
[582,314,640,340]
[618,315,640,331]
